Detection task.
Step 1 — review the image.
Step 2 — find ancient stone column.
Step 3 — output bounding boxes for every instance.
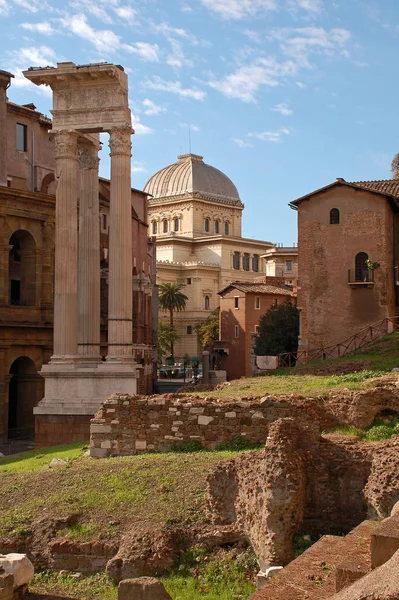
[52,130,79,361]
[77,142,101,359]
[107,126,134,359]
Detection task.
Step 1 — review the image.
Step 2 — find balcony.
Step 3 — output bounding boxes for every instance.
[348,269,374,288]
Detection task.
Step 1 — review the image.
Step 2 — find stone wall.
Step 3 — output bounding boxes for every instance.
[90,380,399,458]
[48,539,117,574]
[90,394,297,458]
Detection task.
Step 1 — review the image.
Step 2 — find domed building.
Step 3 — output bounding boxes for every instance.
[144,153,274,359]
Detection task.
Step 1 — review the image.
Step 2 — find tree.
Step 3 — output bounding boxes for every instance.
[158,320,178,363]
[197,308,220,347]
[158,282,188,360]
[391,154,399,179]
[254,302,299,356]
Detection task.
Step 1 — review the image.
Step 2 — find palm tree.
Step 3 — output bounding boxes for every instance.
[158,282,188,361]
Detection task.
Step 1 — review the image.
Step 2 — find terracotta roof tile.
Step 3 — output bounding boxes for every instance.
[349,179,399,198]
[219,281,295,296]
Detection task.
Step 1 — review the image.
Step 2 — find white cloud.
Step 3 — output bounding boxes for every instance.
[287,0,323,14]
[125,42,160,62]
[60,13,155,59]
[208,58,297,102]
[69,0,113,23]
[61,13,121,53]
[21,21,55,35]
[167,39,193,68]
[6,45,56,90]
[131,112,153,135]
[272,102,293,116]
[142,98,166,116]
[0,0,9,14]
[131,160,147,173]
[144,77,206,101]
[114,5,136,22]
[180,122,200,131]
[13,0,48,12]
[296,80,306,88]
[152,22,190,39]
[199,0,276,20]
[270,26,351,66]
[249,128,290,142]
[232,138,253,148]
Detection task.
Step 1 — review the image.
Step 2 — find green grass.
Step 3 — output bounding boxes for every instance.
[189,333,399,400]
[29,548,257,600]
[331,414,399,441]
[0,441,87,474]
[192,370,386,399]
[30,571,117,600]
[0,443,246,542]
[162,547,257,600]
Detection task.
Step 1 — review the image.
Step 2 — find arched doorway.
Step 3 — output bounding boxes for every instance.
[8,357,42,440]
[8,230,36,306]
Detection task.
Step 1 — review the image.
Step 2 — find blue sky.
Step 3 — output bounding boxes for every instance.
[1,0,399,244]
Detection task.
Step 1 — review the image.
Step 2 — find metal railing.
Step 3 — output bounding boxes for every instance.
[348,269,374,283]
[278,316,399,368]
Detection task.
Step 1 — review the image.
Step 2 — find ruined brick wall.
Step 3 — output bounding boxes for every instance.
[90,395,296,457]
[90,380,399,458]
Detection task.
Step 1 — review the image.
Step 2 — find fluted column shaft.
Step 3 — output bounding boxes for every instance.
[52,130,79,360]
[107,127,133,359]
[78,143,101,359]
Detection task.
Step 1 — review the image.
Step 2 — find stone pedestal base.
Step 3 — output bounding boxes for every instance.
[34,361,139,448]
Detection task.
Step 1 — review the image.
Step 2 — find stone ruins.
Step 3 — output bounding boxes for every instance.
[23,62,140,439]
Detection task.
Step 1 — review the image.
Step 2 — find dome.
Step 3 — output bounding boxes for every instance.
[144,154,242,205]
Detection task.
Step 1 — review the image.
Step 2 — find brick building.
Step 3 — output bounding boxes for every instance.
[0,70,156,445]
[290,178,399,353]
[215,282,295,380]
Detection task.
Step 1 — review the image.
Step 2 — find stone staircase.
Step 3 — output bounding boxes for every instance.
[249,513,399,600]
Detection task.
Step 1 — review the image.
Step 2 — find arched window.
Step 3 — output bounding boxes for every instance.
[252,254,259,272]
[243,253,250,271]
[204,218,210,233]
[152,221,157,234]
[174,218,179,232]
[8,356,40,438]
[355,252,369,281]
[233,251,240,270]
[215,220,220,234]
[163,220,168,233]
[224,222,229,235]
[8,230,36,306]
[204,295,210,310]
[330,208,340,225]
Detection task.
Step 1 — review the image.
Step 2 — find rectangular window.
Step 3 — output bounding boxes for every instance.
[16,123,27,152]
[187,326,192,334]
[234,324,239,338]
[254,325,259,333]
[186,278,191,285]
[255,296,260,309]
[234,297,239,309]
[286,260,293,272]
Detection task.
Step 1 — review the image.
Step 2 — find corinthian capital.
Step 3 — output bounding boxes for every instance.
[109,125,133,157]
[78,145,99,170]
[54,130,79,161]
